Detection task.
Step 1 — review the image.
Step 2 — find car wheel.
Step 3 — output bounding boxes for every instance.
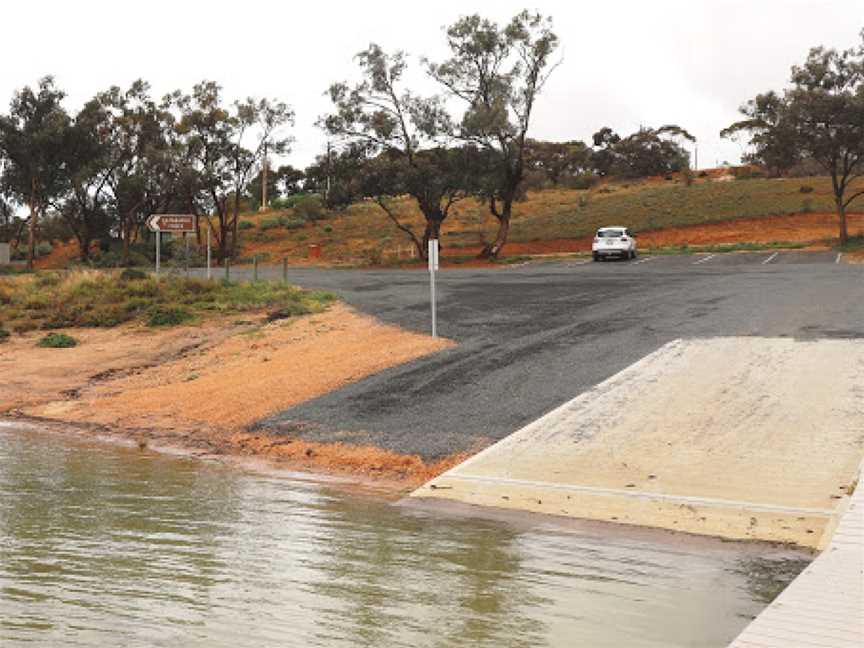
[592,253,599,262]
[632,249,638,259]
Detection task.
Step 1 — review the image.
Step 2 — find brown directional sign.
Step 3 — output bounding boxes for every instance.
[147,214,196,233]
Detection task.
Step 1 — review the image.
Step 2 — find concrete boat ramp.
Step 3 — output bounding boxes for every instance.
[411,337,864,643]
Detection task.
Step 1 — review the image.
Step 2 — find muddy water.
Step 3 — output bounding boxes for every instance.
[0,424,809,648]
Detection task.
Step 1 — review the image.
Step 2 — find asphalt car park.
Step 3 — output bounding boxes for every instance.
[223,250,863,461]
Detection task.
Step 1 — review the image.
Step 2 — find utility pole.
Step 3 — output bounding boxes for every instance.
[694,144,699,172]
[259,142,268,212]
[325,140,332,202]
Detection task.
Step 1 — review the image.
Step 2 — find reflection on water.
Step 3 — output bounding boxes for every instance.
[0,424,809,647]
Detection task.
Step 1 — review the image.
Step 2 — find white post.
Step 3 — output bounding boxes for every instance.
[206,224,212,280]
[428,238,439,338]
[155,230,160,275]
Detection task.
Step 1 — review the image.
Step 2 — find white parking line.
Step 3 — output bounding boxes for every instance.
[836,252,843,264]
[762,252,779,265]
[693,254,715,265]
[633,256,655,265]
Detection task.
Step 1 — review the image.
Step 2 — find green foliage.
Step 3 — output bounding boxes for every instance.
[0,324,9,341]
[147,306,192,327]
[238,220,255,230]
[293,194,325,221]
[37,332,77,348]
[119,267,148,281]
[0,270,335,333]
[260,217,283,230]
[35,241,53,258]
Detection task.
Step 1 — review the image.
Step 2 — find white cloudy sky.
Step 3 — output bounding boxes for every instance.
[1,0,861,170]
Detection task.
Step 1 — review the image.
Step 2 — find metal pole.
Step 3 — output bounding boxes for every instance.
[225,258,230,282]
[428,238,437,338]
[282,257,287,283]
[184,234,189,277]
[206,225,212,280]
[253,255,258,282]
[260,142,268,212]
[155,231,160,276]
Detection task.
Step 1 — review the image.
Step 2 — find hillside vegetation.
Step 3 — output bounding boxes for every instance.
[232,174,862,264]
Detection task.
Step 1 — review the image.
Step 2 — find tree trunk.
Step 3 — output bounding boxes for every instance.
[837,199,849,246]
[479,199,512,260]
[421,219,443,259]
[27,202,37,270]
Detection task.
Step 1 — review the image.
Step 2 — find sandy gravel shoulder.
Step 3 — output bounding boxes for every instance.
[2,304,456,486]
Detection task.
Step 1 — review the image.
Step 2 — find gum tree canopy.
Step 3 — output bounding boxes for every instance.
[428,11,560,259]
[321,44,480,259]
[722,31,864,244]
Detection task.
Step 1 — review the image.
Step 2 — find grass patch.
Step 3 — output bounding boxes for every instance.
[0,270,337,335]
[837,235,864,253]
[147,306,193,327]
[37,332,78,348]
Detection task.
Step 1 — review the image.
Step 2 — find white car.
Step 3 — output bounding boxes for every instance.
[592,226,637,261]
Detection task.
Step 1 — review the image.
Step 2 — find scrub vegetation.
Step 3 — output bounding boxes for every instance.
[0,270,335,334]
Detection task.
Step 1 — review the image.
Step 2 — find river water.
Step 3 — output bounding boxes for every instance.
[0,423,809,647]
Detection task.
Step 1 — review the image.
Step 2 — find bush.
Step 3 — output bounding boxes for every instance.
[37,332,78,348]
[294,195,325,222]
[799,185,814,194]
[120,268,148,281]
[0,324,9,342]
[323,225,333,233]
[35,241,53,258]
[260,217,283,231]
[238,220,255,230]
[147,306,193,327]
[285,217,306,230]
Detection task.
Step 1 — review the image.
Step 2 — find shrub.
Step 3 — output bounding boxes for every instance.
[799,185,814,194]
[37,332,78,348]
[294,195,325,222]
[120,268,148,281]
[0,324,9,342]
[260,217,282,231]
[285,217,306,230]
[238,220,255,230]
[323,225,333,233]
[35,241,53,258]
[147,306,193,327]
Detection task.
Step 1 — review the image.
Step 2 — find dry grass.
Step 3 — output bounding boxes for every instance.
[232,174,862,264]
[0,269,335,334]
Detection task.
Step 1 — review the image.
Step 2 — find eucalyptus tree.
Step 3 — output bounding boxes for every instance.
[428,10,560,258]
[97,81,180,261]
[723,31,864,244]
[57,97,117,261]
[0,77,70,268]
[321,44,476,258]
[173,81,293,261]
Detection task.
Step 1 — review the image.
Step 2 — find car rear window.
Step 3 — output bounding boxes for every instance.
[597,230,624,238]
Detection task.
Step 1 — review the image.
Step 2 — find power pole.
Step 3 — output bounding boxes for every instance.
[259,142,268,212]
[325,140,332,201]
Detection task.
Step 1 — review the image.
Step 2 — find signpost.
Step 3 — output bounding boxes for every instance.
[146,214,198,276]
[428,238,439,338]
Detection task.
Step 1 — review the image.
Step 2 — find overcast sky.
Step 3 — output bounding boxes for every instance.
[2,1,861,170]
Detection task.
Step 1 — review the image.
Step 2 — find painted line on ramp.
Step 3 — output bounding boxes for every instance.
[429,473,837,517]
[836,252,843,264]
[762,252,779,265]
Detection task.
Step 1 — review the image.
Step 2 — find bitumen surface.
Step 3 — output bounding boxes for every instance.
[200,251,864,460]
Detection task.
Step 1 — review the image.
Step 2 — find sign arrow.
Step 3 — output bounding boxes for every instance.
[146,214,161,232]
